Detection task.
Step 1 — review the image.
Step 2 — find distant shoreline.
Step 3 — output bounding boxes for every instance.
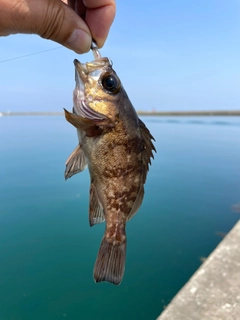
[0,110,240,117]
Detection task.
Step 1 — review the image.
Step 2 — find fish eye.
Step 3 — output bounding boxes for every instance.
[101,74,120,94]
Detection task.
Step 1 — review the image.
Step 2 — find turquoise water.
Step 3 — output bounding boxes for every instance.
[0,116,240,320]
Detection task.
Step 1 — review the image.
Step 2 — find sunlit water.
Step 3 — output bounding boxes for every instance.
[0,116,239,320]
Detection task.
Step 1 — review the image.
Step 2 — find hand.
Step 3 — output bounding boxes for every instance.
[0,0,116,53]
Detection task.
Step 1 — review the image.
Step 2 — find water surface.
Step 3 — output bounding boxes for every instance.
[0,116,239,319]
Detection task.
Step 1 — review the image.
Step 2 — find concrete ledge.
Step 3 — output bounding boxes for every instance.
[157,220,240,320]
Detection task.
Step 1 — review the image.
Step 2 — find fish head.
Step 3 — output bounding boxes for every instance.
[73,58,122,120]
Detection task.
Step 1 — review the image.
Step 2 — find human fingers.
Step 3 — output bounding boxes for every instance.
[70,0,116,48]
[0,0,92,53]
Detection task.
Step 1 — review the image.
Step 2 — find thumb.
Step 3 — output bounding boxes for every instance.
[35,0,92,53]
[2,0,92,53]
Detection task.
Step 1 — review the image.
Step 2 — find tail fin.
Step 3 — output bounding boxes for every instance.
[93,236,126,285]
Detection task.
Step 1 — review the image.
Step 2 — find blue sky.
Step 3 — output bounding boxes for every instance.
[0,0,240,112]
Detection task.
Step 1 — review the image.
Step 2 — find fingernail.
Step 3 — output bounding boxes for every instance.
[65,29,91,54]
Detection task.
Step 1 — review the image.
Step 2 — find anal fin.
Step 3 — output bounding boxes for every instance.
[65,144,87,180]
[89,183,105,226]
[127,185,144,221]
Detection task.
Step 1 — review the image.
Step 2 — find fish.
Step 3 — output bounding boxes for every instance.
[64,46,156,285]
[215,231,227,238]
[231,203,240,213]
[199,256,207,263]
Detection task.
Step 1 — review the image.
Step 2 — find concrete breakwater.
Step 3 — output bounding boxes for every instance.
[157,220,240,320]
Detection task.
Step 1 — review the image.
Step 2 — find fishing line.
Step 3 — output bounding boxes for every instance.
[0,46,62,64]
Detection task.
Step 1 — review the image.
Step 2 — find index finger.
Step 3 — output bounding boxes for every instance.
[83,0,116,48]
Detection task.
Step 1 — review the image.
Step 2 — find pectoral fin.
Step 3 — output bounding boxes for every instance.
[64,108,98,132]
[65,144,87,180]
[64,108,113,137]
[89,183,105,226]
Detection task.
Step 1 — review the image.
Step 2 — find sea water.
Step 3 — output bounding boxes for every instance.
[0,116,239,320]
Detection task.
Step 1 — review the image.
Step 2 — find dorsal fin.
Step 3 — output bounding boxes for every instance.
[138,118,156,183]
[125,120,156,221]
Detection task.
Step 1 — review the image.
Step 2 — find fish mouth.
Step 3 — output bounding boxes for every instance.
[73,58,106,94]
[74,57,110,81]
[73,58,109,121]
[73,57,112,103]
[74,59,87,102]
[74,59,87,83]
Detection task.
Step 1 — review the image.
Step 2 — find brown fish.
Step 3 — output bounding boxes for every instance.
[64,48,156,285]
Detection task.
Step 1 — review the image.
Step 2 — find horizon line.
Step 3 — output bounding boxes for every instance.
[0,110,240,117]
